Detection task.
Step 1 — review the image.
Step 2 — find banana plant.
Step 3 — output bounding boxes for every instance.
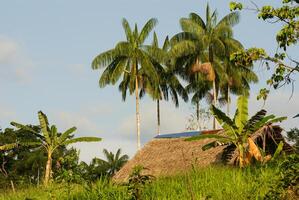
[186,95,287,167]
[11,111,102,186]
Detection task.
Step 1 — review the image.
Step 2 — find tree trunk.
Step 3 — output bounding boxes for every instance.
[44,152,52,186]
[212,80,217,129]
[227,85,230,116]
[238,144,245,168]
[10,180,15,193]
[196,101,200,130]
[37,167,40,186]
[157,99,160,135]
[135,75,141,150]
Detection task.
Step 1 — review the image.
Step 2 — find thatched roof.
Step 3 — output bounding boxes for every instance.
[113,137,225,183]
[114,127,293,183]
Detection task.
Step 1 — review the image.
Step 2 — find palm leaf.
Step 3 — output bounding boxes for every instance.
[185,133,229,141]
[122,18,133,42]
[234,95,248,132]
[202,141,220,151]
[139,18,158,44]
[210,105,236,132]
[0,143,17,151]
[10,122,38,134]
[92,49,117,69]
[61,137,101,146]
[243,109,267,133]
[58,127,77,144]
[272,141,284,161]
[38,111,51,144]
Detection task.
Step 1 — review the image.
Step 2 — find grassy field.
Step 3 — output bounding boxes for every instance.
[0,165,294,200]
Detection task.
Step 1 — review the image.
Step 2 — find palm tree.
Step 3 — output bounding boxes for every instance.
[187,95,286,167]
[185,75,211,129]
[171,4,240,129]
[219,37,258,116]
[92,18,159,149]
[140,33,188,134]
[11,111,101,186]
[93,148,129,177]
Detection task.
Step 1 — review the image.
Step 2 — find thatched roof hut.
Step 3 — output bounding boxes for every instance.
[113,127,293,183]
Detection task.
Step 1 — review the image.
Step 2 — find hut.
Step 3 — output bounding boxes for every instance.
[113,126,293,183]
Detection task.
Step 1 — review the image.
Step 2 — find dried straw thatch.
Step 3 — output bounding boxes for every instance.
[113,126,293,183]
[113,137,225,183]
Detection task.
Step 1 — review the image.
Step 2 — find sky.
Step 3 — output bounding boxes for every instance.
[0,0,298,162]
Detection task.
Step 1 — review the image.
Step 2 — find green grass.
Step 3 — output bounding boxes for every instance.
[0,165,282,200]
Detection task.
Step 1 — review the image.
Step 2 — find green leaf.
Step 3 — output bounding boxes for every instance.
[185,134,229,141]
[234,95,248,132]
[243,109,267,133]
[61,137,101,146]
[202,141,219,151]
[38,111,51,144]
[10,122,38,134]
[210,105,237,136]
[272,141,284,160]
[0,143,17,151]
[139,18,158,44]
[58,127,77,144]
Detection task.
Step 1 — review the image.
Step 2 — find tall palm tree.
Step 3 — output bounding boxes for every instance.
[11,111,101,186]
[93,148,129,177]
[220,38,258,116]
[140,33,188,134]
[92,18,159,150]
[185,75,211,129]
[171,4,240,129]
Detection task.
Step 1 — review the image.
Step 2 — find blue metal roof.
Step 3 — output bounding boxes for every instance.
[154,131,201,139]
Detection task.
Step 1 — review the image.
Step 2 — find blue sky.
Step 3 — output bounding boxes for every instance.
[0,0,298,162]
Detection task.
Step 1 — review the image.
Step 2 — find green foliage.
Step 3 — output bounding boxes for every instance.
[229,2,243,11]
[92,148,129,177]
[1,164,298,200]
[10,111,101,185]
[127,165,154,200]
[286,128,299,152]
[229,0,299,99]
[187,95,287,167]
[265,154,299,199]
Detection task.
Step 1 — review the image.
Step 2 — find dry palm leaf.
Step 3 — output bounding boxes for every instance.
[248,137,263,162]
[191,61,215,81]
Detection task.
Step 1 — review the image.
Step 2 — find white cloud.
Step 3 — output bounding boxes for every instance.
[0,35,34,83]
[52,111,101,135]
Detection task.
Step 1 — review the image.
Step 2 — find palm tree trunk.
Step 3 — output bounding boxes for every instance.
[212,80,217,130]
[44,152,52,186]
[227,85,230,116]
[196,101,200,130]
[10,180,15,193]
[157,99,160,135]
[135,75,141,150]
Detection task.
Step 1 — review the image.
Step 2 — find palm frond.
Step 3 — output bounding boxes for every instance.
[61,137,101,146]
[38,111,51,144]
[234,96,248,132]
[122,18,133,42]
[139,18,158,44]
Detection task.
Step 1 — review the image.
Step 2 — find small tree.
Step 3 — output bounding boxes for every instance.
[92,148,129,177]
[11,111,102,186]
[186,95,286,167]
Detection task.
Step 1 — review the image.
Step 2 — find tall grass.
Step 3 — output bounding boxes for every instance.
[0,165,281,200]
[142,165,280,200]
